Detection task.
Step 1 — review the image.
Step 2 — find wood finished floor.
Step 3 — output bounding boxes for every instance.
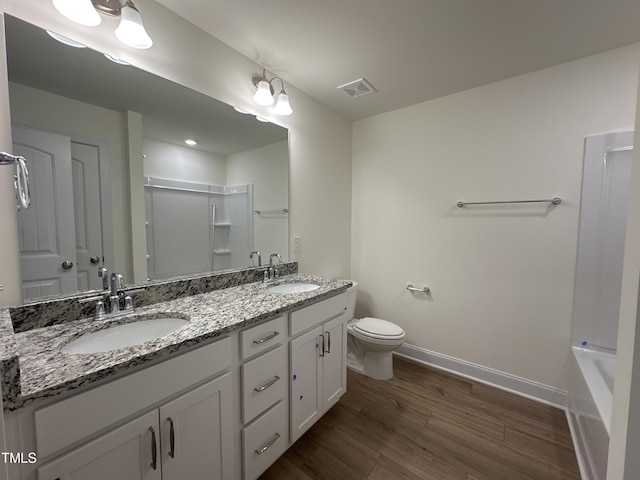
[260,356,580,480]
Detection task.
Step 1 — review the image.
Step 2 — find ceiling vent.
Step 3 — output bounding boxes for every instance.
[337,78,376,98]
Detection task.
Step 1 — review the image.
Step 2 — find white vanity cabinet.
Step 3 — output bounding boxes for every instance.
[289,293,347,442]
[158,373,233,480]
[239,316,288,479]
[4,289,350,480]
[5,337,235,480]
[37,373,232,480]
[37,409,161,480]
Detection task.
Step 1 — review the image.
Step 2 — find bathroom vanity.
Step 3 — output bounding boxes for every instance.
[0,269,350,480]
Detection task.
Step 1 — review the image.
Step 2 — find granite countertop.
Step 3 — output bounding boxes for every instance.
[1,274,350,411]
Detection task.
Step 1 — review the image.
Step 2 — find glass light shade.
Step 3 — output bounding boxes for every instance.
[273,92,293,116]
[115,4,153,49]
[253,80,274,106]
[52,0,101,26]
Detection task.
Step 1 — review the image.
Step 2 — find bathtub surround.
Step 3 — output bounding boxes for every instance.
[563,131,634,478]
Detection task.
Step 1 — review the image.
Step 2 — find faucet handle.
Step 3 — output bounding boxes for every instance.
[98,266,109,290]
[96,301,105,319]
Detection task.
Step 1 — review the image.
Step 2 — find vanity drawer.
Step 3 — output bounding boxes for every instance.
[289,292,347,336]
[242,345,287,423]
[240,315,285,360]
[242,401,287,480]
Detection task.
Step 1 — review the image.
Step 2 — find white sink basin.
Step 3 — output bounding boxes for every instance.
[61,317,188,355]
[267,283,321,294]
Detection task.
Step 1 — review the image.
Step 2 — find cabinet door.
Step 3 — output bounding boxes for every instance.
[290,326,322,442]
[37,410,161,480]
[159,372,234,480]
[322,315,347,412]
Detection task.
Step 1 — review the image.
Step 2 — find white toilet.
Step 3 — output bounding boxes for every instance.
[345,282,406,380]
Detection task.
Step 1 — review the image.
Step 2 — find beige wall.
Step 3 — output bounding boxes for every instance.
[352,44,640,391]
[0,0,352,306]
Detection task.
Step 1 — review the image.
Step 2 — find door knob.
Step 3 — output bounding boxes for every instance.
[61,260,74,270]
[90,256,100,264]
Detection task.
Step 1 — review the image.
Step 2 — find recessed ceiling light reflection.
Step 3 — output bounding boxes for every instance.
[103,53,130,65]
[46,30,87,48]
[185,139,197,146]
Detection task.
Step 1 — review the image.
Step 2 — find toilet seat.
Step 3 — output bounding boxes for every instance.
[352,317,405,340]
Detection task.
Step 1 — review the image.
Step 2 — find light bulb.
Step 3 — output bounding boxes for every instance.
[52,0,101,26]
[253,80,274,106]
[115,3,153,49]
[273,92,293,116]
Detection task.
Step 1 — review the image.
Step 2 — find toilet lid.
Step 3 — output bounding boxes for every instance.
[353,317,405,339]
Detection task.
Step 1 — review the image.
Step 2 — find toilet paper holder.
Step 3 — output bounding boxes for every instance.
[406,284,430,294]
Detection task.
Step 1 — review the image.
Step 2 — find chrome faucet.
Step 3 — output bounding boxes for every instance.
[250,251,262,267]
[98,266,109,290]
[268,253,283,280]
[79,272,137,320]
[110,272,124,314]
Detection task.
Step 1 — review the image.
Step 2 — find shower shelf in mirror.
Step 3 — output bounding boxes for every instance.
[213,249,232,256]
[214,223,231,227]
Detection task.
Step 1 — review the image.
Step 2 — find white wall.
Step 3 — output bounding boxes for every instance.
[352,44,640,391]
[143,138,227,185]
[0,0,352,306]
[227,141,289,260]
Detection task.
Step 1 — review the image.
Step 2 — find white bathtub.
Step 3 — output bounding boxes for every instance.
[572,346,616,434]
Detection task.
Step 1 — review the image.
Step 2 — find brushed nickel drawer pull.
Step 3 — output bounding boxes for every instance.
[326,331,331,354]
[253,331,279,344]
[168,417,176,458]
[149,427,158,470]
[254,375,280,393]
[255,432,280,455]
[319,334,325,357]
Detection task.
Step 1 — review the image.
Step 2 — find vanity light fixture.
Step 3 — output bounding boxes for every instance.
[52,0,153,49]
[252,69,293,116]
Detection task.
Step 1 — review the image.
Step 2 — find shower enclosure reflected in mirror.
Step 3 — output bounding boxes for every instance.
[5,15,289,302]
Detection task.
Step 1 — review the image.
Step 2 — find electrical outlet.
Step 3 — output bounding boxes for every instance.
[293,236,301,252]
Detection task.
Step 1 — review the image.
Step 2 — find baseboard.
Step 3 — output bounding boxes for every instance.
[395,343,568,409]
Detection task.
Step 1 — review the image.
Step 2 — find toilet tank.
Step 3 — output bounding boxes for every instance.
[346,281,358,320]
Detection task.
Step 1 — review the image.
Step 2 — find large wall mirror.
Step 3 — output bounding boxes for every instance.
[5,15,289,302]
